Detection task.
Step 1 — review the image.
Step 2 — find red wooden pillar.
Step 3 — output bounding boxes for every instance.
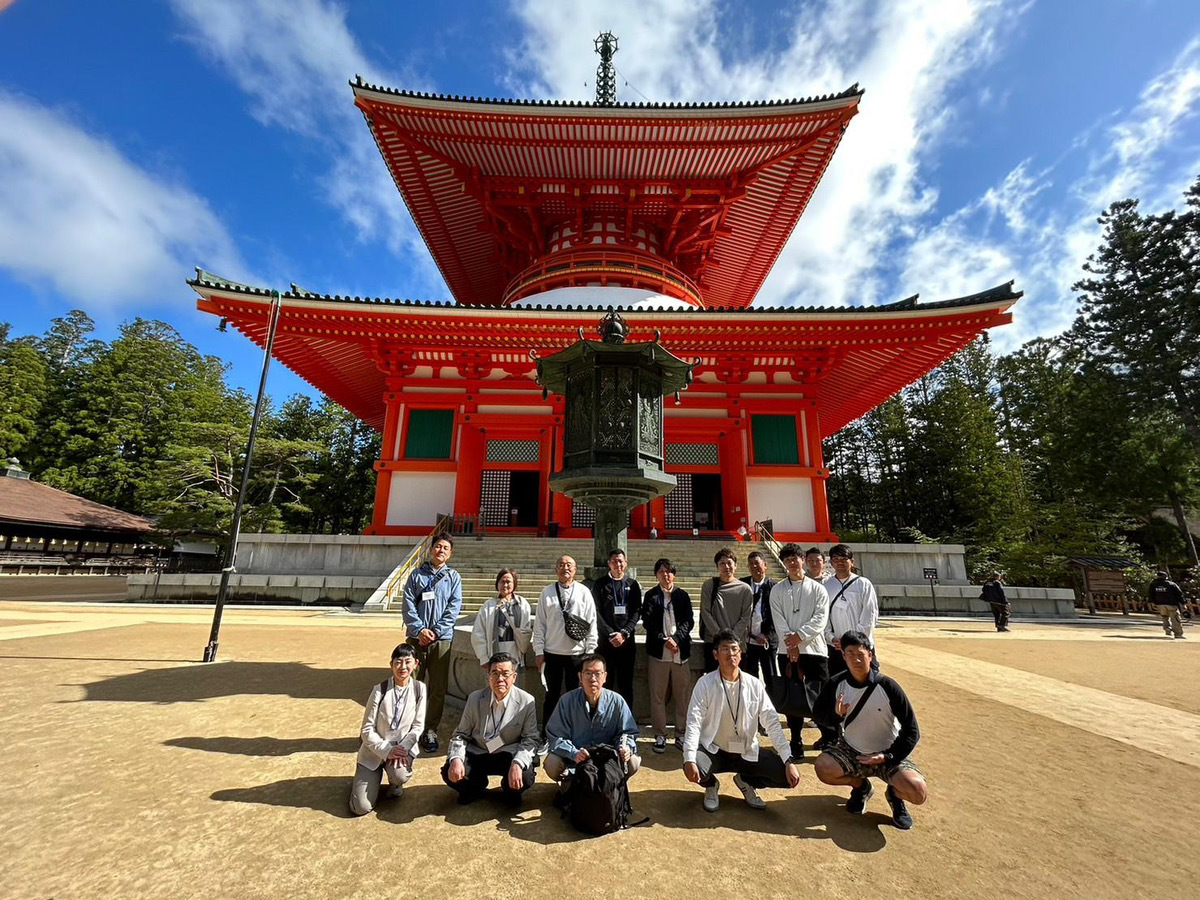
[720,421,749,535]
[454,421,486,517]
[368,391,404,534]
[805,402,833,536]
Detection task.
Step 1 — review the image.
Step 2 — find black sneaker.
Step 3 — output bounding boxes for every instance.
[886,785,913,829]
[846,779,873,814]
[419,729,439,754]
[813,735,831,752]
[789,742,805,760]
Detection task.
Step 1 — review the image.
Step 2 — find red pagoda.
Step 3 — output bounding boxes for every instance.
[192,42,1017,542]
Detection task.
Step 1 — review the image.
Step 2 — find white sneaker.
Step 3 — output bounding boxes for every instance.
[703,777,721,812]
[733,774,766,810]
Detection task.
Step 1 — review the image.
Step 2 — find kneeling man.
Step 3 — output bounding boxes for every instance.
[813,631,928,829]
[543,654,640,784]
[442,651,539,806]
[683,630,801,812]
[349,644,426,816]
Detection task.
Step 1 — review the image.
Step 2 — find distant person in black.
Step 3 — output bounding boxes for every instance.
[1149,571,1187,639]
[981,571,1010,632]
[591,548,643,708]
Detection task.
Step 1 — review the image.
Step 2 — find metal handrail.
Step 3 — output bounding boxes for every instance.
[757,521,785,572]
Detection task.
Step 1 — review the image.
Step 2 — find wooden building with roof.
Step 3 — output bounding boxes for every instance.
[0,459,157,562]
[192,53,1019,542]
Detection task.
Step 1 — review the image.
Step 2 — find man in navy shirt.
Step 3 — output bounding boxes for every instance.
[543,654,640,784]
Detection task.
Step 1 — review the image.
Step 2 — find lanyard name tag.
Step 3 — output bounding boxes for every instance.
[613,603,626,616]
[728,739,746,755]
[421,590,436,603]
[485,734,505,753]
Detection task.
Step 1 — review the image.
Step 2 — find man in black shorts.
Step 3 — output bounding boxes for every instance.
[813,630,927,829]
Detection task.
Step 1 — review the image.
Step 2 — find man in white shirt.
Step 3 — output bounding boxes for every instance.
[442,652,540,807]
[682,630,801,812]
[768,542,830,759]
[819,543,879,748]
[534,555,599,727]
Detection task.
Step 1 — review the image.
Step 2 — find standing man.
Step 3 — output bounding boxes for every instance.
[1149,570,1187,639]
[682,630,801,812]
[740,550,777,685]
[442,652,540,807]
[981,571,1011,633]
[814,630,927,830]
[642,557,694,753]
[401,533,462,754]
[805,547,826,581]
[820,544,879,748]
[699,548,754,673]
[543,654,640,784]
[534,555,598,728]
[591,548,643,710]
[769,542,830,759]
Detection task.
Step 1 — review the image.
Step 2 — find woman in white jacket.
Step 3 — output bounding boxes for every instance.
[471,569,534,677]
[349,644,427,815]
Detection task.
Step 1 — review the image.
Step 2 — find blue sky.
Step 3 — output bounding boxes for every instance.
[2,0,1199,399]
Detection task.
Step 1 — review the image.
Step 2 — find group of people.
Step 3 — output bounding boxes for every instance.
[350,534,928,830]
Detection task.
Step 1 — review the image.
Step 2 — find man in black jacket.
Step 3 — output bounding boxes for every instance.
[740,550,776,686]
[1149,571,1187,639]
[813,630,927,830]
[642,557,694,753]
[981,571,1010,632]
[591,548,643,709]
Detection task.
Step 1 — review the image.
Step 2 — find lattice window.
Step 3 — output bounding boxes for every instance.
[480,471,511,527]
[666,443,719,467]
[664,473,693,529]
[486,440,539,463]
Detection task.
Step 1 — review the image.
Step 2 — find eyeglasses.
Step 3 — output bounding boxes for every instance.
[488,670,517,680]
[581,670,606,680]
[716,646,742,656]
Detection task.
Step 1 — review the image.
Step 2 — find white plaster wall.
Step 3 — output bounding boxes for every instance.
[747,477,814,532]
[386,472,457,527]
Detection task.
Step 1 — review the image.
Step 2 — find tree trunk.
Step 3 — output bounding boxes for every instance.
[1169,488,1200,567]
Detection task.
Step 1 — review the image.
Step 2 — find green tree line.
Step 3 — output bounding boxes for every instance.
[826,176,1200,588]
[0,312,380,541]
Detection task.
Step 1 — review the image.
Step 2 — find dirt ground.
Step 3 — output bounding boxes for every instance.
[1,603,1197,900]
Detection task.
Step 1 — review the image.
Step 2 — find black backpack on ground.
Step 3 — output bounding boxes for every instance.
[560,744,648,835]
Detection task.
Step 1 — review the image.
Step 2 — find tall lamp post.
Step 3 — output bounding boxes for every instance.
[202,289,283,662]
[535,310,696,580]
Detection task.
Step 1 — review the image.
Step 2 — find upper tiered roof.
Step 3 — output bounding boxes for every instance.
[352,78,862,310]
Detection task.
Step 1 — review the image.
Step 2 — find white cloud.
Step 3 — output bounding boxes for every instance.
[506,0,1019,309]
[168,0,443,294]
[0,90,243,309]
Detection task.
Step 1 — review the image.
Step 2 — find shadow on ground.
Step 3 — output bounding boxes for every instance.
[1103,635,1180,641]
[73,662,385,704]
[166,736,360,756]
[210,778,889,851]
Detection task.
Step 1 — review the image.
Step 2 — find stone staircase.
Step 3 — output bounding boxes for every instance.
[396,536,781,614]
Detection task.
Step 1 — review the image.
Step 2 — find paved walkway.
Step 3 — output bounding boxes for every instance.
[1,602,1197,899]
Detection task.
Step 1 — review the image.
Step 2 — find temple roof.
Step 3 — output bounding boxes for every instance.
[190,271,1019,436]
[352,79,862,310]
[0,476,155,535]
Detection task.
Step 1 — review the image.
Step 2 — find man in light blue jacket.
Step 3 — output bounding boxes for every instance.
[402,533,463,753]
